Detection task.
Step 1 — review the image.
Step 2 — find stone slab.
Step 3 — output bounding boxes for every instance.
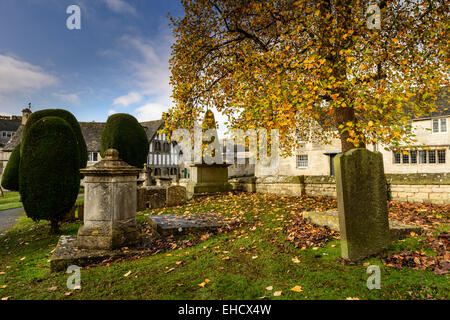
[50,235,145,272]
[148,214,230,237]
[303,211,422,241]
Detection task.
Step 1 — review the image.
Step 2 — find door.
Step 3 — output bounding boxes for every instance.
[329,154,336,176]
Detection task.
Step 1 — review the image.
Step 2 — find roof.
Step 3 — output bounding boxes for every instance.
[79,122,105,152]
[412,89,449,120]
[0,118,21,132]
[141,120,163,141]
[3,120,164,153]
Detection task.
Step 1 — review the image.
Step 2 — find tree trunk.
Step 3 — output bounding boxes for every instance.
[50,219,59,234]
[335,107,366,153]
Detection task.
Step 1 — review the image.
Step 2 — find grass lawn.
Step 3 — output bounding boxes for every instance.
[0,192,448,300]
[0,192,22,211]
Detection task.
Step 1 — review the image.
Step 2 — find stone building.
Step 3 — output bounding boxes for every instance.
[256,96,449,177]
[0,108,31,170]
[144,120,181,179]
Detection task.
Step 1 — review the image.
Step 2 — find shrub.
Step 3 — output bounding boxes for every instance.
[100,113,149,168]
[22,109,87,170]
[1,143,20,191]
[19,117,81,233]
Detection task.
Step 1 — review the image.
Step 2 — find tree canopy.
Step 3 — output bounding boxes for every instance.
[164,0,449,153]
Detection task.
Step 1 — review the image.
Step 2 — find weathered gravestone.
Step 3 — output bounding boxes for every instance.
[77,149,141,250]
[166,185,186,207]
[335,148,390,261]
[137,185,187,211]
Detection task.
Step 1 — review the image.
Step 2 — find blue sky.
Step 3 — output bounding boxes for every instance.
[0,0,183,123]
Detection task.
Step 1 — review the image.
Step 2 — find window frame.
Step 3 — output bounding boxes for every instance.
[296,155,308,169]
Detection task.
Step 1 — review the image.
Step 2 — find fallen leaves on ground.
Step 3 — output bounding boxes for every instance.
[290,286,303,293]
[285,216,337,249]
[388,202,450,232]
[383,232,449,275]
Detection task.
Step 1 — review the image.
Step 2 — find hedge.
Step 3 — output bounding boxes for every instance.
[100,113,149,168]
[19,116,80,233]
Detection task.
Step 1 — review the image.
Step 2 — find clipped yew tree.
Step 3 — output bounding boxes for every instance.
[22,109,88,170]
[1,143,21,191]
[100,113,149,168]
[20,117,80,233]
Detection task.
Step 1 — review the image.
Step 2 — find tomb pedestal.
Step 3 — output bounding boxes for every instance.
[77,149,141,250]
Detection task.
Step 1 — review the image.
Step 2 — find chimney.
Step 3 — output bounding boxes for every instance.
[22,103,32,125]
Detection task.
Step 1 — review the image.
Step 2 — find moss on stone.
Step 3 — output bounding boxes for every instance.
[386,173,450,185]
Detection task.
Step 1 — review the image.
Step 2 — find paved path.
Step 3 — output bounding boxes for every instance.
[0,194,84,235]
[0,207,24,235]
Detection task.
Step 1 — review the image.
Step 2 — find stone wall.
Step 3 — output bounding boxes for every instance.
[386,173,450,205]
[230,173,450,205]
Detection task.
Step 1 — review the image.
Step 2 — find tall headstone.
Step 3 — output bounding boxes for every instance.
[185,110,232,194]
[77,149,141,250]
[335,148,390,261]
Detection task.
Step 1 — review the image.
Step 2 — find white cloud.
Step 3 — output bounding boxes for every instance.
[0,55,57,94]
[122,35,172,100]
[108,109,117,116]
[134,102,168,122]
[102,0,136,15]
[113,91,142,107]
[52,92,81,105]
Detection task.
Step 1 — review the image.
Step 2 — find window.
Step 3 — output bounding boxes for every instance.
[393,152,401,164]
[428,150,436,164]
[149,154,153,165]
[296,155,308,168]
[410,151,417,164]
[433,118,448,133]
[7,132,11,137]
[2,132,5,137]
[419,150,427,164]
[88,152,98,162]
[433,119,440,133]
[438,150,446,164]
[441,118,448,132]
[402,152,409,164]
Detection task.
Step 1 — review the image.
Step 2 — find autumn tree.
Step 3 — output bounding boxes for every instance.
[164,0,448,153]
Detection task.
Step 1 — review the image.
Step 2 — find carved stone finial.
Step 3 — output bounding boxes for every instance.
[104,149,119,160]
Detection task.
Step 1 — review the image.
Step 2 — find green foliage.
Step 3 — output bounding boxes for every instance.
[19,117,80,228]
[100,113,149,168]
[1,143,21,191]
[22,109,87,169]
